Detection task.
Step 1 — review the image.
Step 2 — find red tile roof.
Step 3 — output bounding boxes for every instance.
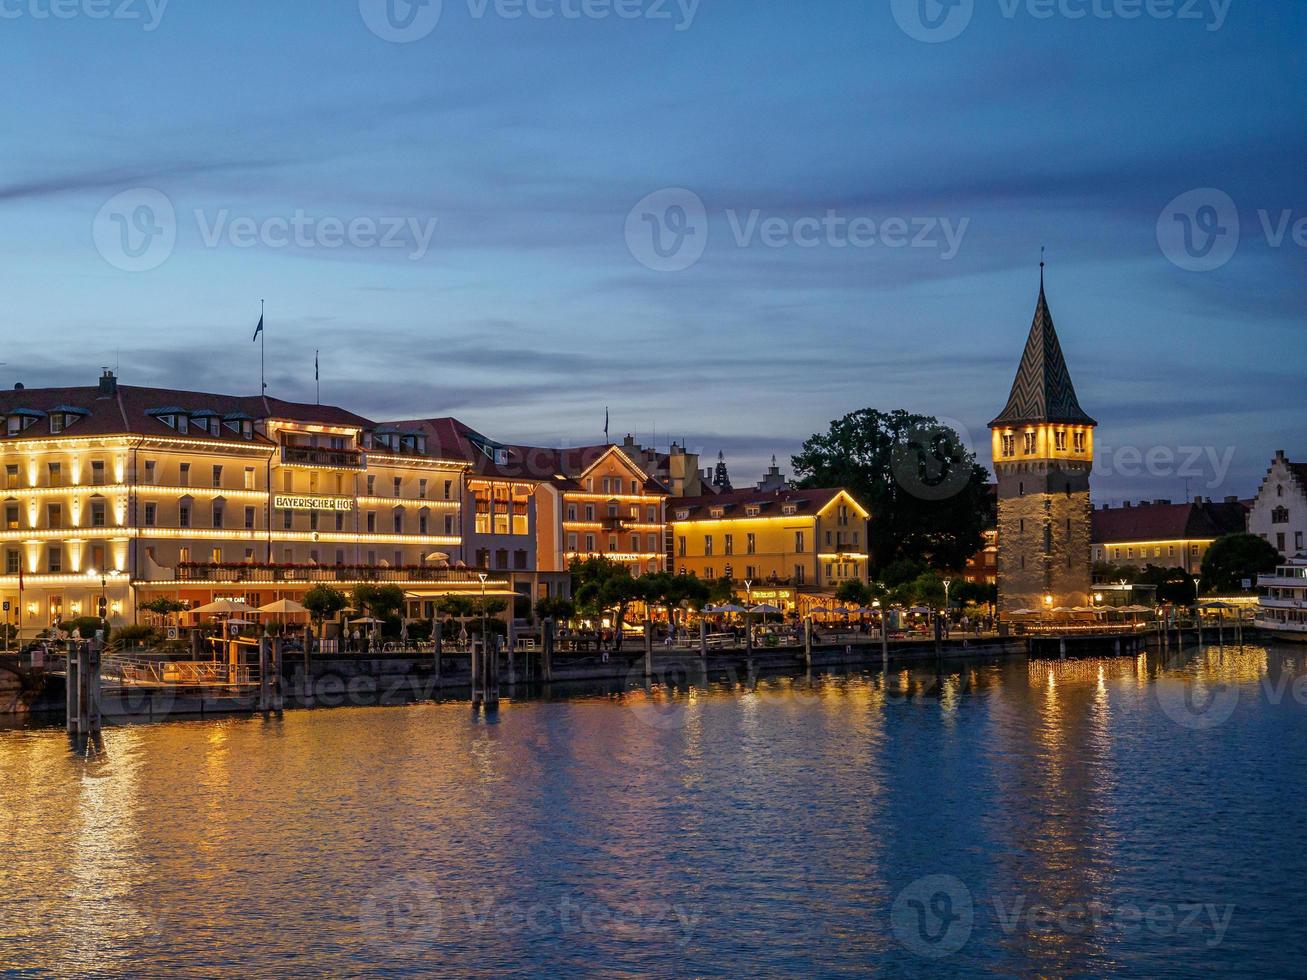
[670,487,859,520]
[1092,500,1248,544]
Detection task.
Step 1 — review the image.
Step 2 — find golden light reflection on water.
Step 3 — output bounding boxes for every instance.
[0,645,1301,976]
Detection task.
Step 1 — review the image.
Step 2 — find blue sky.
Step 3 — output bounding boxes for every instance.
[1,0,1303,502]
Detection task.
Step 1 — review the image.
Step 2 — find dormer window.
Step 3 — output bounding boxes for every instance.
[782,504,797,516]
[675,509,689,521]
[709,507,725,519]
[745,505,761,517]
[47,408,88,434]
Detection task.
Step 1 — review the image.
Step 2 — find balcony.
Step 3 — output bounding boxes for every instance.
[174,562,489,585]
[601,516,629,531]
[281,446,365,469]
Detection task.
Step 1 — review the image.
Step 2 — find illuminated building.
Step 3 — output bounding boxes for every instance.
[1091,497,1247,576]
[393,418,572,601]
[670,487,870,614]
[551,444,670,576]
[0,371,503,635]
[990,271,1096,614]
[1247,451,1307,558]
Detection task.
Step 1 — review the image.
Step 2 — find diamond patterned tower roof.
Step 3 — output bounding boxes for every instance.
[989,274,1097,428]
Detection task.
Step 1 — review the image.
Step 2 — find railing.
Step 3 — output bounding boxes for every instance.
[174,563,493,585]
[102,655,253,686]
[280,446,365,469]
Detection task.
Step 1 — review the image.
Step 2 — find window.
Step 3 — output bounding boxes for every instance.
[393,509,404,533]
[245,506,256,530]
[47,546,62,574]
[568,533,578,552]
[144,502,157,526]
[5,464,18,489]
[47,462,62,487]
[1296,532,1304,552]
[46,503,62,529]
[335,512,345,532]
[179,463,190,487]
[647,506,656,523]
[49,414,65,435]
[212,502,224,529]
[91,460,106,485]
[367,475,376,496]
[394,477,402,497]
[630,534,640,553]
[795,564,805,585]
[419,510,429,534]
[1054,430,1067,452]
[678,536,686,557]
[283,510,293,530]
[5,504,18,531]
[1023,432,1037,454]
[90,499,106,528]
[444,480,453,500]
[608,535,618,553]
[747,533,756,555]
[367,512,377,533]
[179,502,191,528]
[1273,507,1290,524]
[1001,434,1016,458]
[5,551,18,575]
[244,467,256,490]
[647,534,658,553]
[444,515,454,535]
[212,465,223,488]
[1073,431,1086,453]
[704,535,713,557]
[585,505,595,521]
[1277,532,1286,553]
[584,534,595,552]
[724,534,734,556]
[419,479,428,500]
[795,531,805,553]
[567,504,578,522]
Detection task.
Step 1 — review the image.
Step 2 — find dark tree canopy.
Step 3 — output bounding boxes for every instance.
[1200,534,1282,594]
[792,408,992,575]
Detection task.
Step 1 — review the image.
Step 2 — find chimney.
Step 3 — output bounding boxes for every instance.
[99,369,118,398]
[1193,496,1204,504]
[1225,495,1239,504]
[1276,450,1286,460]
[13,383,23,391]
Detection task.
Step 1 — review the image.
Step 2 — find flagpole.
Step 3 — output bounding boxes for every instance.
[315,350,320,405]
[260,299,266,394]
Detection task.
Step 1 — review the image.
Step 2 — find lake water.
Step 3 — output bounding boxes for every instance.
[2,643,1305,977]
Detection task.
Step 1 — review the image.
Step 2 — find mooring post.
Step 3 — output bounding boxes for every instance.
[433,619,443,684]
[881,613,889,672]
[803,616,813,671]
[508,620,517,686]
[644,621,654,679]
[272,637,284,711]
[542,619,555,683]
[1059,637,1067,660]
[259,636,271,713]
[86,640,102,737]
[485,635,500,712]
[471,638,483,709]
[65,640,78,735]
[698,618,708,666]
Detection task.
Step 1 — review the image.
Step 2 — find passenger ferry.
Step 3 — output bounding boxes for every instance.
[1257,558,1307,642]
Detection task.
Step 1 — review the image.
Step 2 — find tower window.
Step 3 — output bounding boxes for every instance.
[1001,434,1016,458]
[1073,432,1086,453]
[1054,430,1067,452]
[1023,432,1037,454]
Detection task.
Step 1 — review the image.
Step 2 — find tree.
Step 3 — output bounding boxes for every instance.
[792,408,993,574]
[535,596,576,623]
[1200,533,1281,594]
[951,581,996,609]
[572,556,644,650]
[352,584,405,621]
[834,580,871,607]
[303,585,348,652]
[139,597,187,620]
[1137,565,1197,607]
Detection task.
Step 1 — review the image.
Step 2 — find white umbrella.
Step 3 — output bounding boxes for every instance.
[258,598,309,616]
[715,604,746,614]
[192,598,256,615]
[749,604,782,614]
[350,616,383,625]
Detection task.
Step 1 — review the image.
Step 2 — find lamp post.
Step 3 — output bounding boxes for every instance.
[477,571,488,652]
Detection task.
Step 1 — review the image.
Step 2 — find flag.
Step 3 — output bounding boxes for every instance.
[604,407,609,441]
[252,314,264,342]
[315,350,319,381]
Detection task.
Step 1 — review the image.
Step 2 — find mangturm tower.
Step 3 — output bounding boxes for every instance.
[989,266,1097,616]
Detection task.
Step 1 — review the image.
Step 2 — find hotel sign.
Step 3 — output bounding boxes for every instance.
[274,494,355,513]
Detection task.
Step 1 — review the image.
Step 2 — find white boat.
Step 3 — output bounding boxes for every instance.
[1256,558,1307,642]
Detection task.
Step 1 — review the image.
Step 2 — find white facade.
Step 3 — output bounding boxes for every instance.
[1247,451,1307,559]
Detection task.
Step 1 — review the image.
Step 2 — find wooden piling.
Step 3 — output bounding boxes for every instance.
[803,617,813,671]
[65,641,78,735]
[508,621,517,685]
[485,635,500,712]
[471,639,483,709]
[644,621,653,679]
[259,637,271,713]
[543,619,555,682]
[698,619,708,666]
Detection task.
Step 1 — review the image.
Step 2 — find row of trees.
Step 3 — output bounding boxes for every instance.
[1097,533,1282,601]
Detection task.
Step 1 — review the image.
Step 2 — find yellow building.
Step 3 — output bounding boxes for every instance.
[0,372,509,637]
[1091,497,1247,577]
[670,487,870,614]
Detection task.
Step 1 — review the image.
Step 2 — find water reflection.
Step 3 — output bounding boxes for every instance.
[1,644,1304,976]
